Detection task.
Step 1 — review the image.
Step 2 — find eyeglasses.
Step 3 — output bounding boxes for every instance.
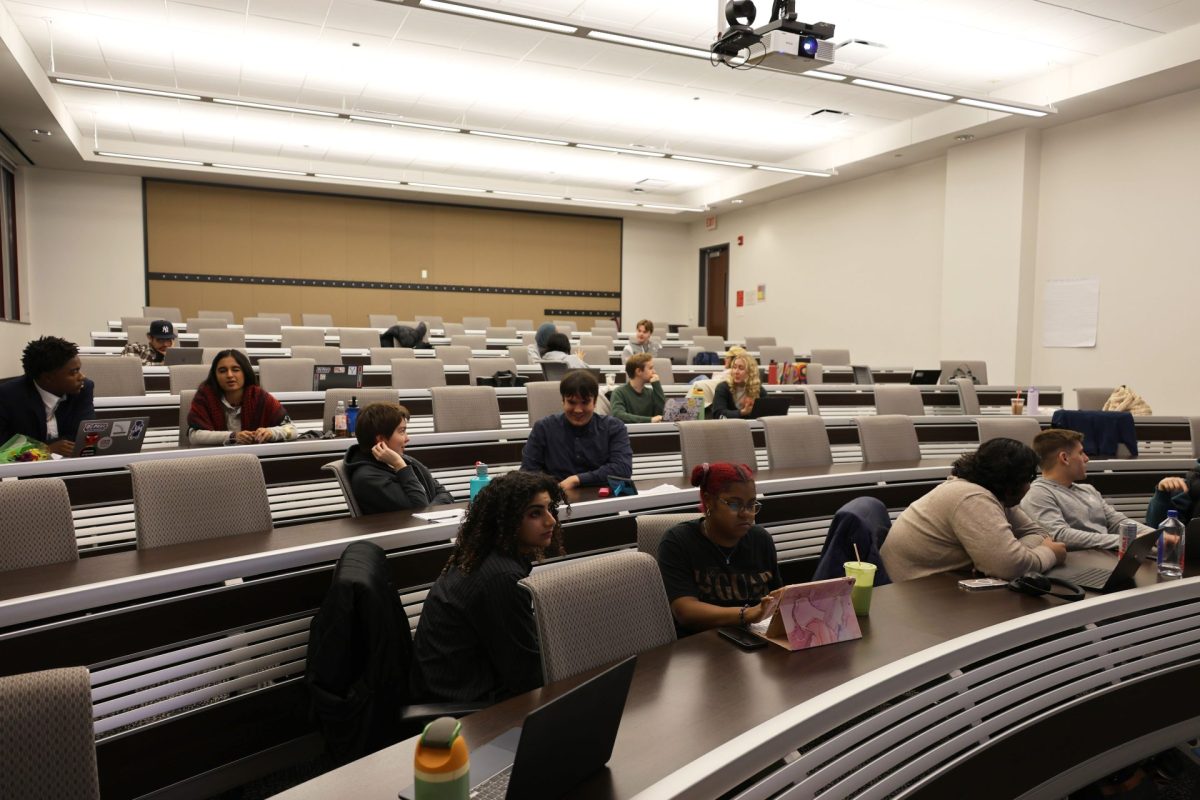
[719,498,763,515]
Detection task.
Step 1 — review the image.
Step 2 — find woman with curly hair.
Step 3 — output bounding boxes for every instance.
[412,471,566,703]
[711,349,764,419]
[880,438,1067,581]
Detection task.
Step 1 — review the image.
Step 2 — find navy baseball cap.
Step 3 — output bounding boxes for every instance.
[149,320,177,339]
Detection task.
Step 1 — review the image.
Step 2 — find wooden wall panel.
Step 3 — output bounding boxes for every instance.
[146,180,621,327]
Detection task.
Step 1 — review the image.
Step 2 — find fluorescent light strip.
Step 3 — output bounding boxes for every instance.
[468,130,569,146]
[805,71,848,81]
[850,78,953,101]
[407,182,487,193]
[315,173,401,184]
[586,31,712,59]
[491,190,567,200]
[576,144,666,158]
[671,154,753,168]
[756,165,832,177]
[571,198,639,207]
[956,98,1048,117]
[56,78,202,101]
[348,114,462,133]
[418,0,577,33]
[641,204,705,212]
[212,163,308,176]
[212,98,339,117]
[96,151,204,166]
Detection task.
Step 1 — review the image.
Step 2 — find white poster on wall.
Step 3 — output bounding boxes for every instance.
[1042,278,1099,348]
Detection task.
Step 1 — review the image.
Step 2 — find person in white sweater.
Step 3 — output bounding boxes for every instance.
[880,438,1067,581]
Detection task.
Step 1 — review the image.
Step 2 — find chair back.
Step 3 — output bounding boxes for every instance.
[281,327,325,348]
[322,389,399,434]
[505,345,531,365]
[677,326,706,341]
[168,364,210,395]
[0,478,77,571]
[434,345,471,366]
[468,357,517,385]
[129,453,272,549]
[430,386,501,432]
[744,336,776,348]
[1192,418,1200,460]
[80,355,145,397]
[938,360,988,385]
[243,317,283,335]
[486,326,517,339]
[440,322,466,337]
[579,334,614,347]
[758,346,795,366]
[856,415,921,464]
[121,315,152,330]
[578,345,610,366]
[976,417,1042,448]
[337,328,379,349]
[143,305,182,322]
[415,315,444,330]
[371,347,415,365]
[0,667,99,800]
[462,316,491,330]
[258,312,293,325]
[179,389,195,447]
[954,377,981,415]
[527,381,563,424]
[636,513,699,557]
[678,419,756,477]
[652,358,675,385]
[693,335,725,353]
[322,459,362,518]
[198,328,247,349]
[801,385,821,415]
[874,385,925,416]
[126,325,151,346]
[762,416,833,469]
[806,362,824,385]
[811,348,850,366]
[392,359,447,389]
[507,319,533,331]
[519,551,675,684]
[186,317,228,331]
[368,314,398,329]
[302,313,334,327]
[1075,387,1115,411]
[259,358,317,393]
[450,334,486,351]
[291,346,343,366]
[198,310,235,324]
[552,320,577,333]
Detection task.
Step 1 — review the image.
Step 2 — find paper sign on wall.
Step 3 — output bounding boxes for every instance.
[1042,278,1099,348]
[705,215,718,231]
[757,284,766,302]
[736,290,744,307]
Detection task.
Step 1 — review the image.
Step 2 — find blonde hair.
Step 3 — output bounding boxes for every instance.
[725,351,761,400]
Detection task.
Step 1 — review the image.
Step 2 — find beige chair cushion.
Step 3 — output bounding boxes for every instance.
[168,364,210,395]
[430,386,501,432]
[678,419,757,477]
[527,381,563,424]
[79,355,145,397]
[259,358,317,393]
[281,327,325,348]
[874,385,926,416]
[762,415,833,469]
[198,328,247,349]
[0,667,99,800]
[856,415,921,464]
[0,478,77,571]
[392,359,447,389]
[370,347,415,365]
[290,346,343,366]
[243,317,283,335]
[302,313,334,327]
[636,513,700,558]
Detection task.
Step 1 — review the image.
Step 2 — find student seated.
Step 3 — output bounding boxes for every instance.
[0,336,95,457]
[412,471,565,703]
[527,322,556,363]
[880,438,1067,581]
[656,462,783,634]
[1145,462,1200,527]
[342,401,453,513]
[620,318,659,362]
[609,353,665,424]
[120,320,177,364]
[539,332,587,369]
[520,369,632,489]
[711,349,764,419]
[186,349,297,446]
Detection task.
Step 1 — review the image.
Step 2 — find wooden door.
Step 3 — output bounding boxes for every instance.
[700,245,729,338]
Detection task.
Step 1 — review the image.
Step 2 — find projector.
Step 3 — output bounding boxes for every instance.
[713,0,835,73]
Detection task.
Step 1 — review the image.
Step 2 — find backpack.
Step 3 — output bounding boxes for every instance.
[692,351,721,366]
[950,364,978,384]
[476,369,527,388]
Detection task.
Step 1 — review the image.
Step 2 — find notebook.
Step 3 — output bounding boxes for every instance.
[662,396,702,422]
[399,656,636,800]
[1048,530,1158,592]
[163,347,205,365]
[72,417,149,457]
[750,577,863,651]
[909,369,941,385]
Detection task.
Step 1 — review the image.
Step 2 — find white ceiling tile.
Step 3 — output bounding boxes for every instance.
[50,53,111,77]
[247,0,332,27]
[324,0,407,36]
[459,25,547,59]
[103,60,179,85]
[167,0,248,12]
[521,35,608,68]
[173,69,243,94]
[1133,1,1200,30]
[578,47,667,77]
[236,78,304,100]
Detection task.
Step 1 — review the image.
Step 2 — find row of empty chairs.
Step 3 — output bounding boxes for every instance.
[132,308,618,333]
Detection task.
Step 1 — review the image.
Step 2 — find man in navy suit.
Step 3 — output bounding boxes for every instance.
[0,336,95,457]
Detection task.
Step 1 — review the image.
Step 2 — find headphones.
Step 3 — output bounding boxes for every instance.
[1007,573,1086,602]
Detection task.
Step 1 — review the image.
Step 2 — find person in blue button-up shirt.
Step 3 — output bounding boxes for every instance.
[520,369,633,490]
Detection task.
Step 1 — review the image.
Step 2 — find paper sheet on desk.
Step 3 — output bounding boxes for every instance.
[413,508,465,523]
[637,484,685,496]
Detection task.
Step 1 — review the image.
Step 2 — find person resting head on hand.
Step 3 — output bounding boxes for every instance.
[342,401,453,514]
[186,349,297,447]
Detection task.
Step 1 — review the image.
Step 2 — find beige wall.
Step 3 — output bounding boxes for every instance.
[620,216,694,329]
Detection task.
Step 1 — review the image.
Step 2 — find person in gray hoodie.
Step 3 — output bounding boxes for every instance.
[343,402,453,514]
[527,321,557,363]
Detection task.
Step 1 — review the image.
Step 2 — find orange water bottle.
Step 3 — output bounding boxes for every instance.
[413,717,469,800]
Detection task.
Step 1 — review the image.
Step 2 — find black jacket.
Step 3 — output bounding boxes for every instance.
[343,444,454,514]
[0,377,96,445]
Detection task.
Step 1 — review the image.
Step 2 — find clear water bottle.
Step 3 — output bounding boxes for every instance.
[1156,509,1185,579]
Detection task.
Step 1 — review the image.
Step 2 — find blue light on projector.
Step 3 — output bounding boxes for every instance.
[801,36,818,55]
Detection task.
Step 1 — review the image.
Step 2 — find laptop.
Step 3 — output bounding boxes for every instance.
[164,347,205,365]
[851,365,874,385]
[753,396,793,418]
[72,417,149,458]
[399,655,636,800]
[909,369,941,385]
[662,396,701,422]
[1048,530,1158,592]
[313,365,361,390]
[657,345,690,366]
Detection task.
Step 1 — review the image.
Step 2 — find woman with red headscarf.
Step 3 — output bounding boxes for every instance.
[187,349,296,447]
[655,462,782,634]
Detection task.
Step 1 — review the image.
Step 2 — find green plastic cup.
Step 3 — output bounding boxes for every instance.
[844,561,877,616]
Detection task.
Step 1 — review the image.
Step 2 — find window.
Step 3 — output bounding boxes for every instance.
[0,161,17,320]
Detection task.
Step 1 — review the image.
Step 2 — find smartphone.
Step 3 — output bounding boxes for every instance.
[607,476,638,497]
[958,577,1009,591]
[718,626,767,650]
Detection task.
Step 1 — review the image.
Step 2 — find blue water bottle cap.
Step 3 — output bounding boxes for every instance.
[475,461,488,477]
[1167,510,1178,518]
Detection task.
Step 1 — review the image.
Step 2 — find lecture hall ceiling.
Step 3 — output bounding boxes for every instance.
[1,0,1199,215]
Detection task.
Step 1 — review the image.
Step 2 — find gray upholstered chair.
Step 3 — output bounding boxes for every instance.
[431,386,502,432]
[874,385,925,416]
[415,315,444,331]
[806,362,824,385]
[486,326,517,339]
[281,327,325,348]
[0,478,77,572]
[744,336,776,349]
[527,381,563,424]
[302,313,334,327]
[370,347,415,365]
[811,348,851,367]
[579,334,614,348]
[678,419,757,476]
[125,325,150,346]
[938,360,988,385]
[677,326,706,341]
[198,310,236,324]
[434,345,471,366]
[758,346,795,366]
[652,358,675,385]
[800,385,821,415]
[1075,387,1115,411]
[128,453,273,548]
[168,364,210,395]
[198,328,247,349]
[954,377,981,415]
[201,348,228,365]
[519,551,675,684]
[243,317,283,336]
[590,320,618,332]
[693,335,725,353]
[322,459,362,518]
[322,389,398,434]
[468,357,517,385]
[440,322,466,337]
[392,359,447,389]
[143,305,182,322]
[337,328,379,349]
[258,312,293,325]
[505,345,531,365]
[636,513,700,557]
[578,346,611,366]
[368,313,399,328]
[462,316,491,330]
[450,334,486,351]
[1191,418,1200,459]
[79,355,145,397]
[121,315,152,329]
[856,415,921,464]
[186,317,228,331]
[290,346,343,366]
[762,416,833,469]
[178,389,195,447]
[259,357,317,393]
[552,320,577,333]
[976,417,1042,448]
[521,331,536,346]
[0,667,99,800]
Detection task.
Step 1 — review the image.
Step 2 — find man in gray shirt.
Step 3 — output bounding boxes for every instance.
[1020,429,1154,550]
